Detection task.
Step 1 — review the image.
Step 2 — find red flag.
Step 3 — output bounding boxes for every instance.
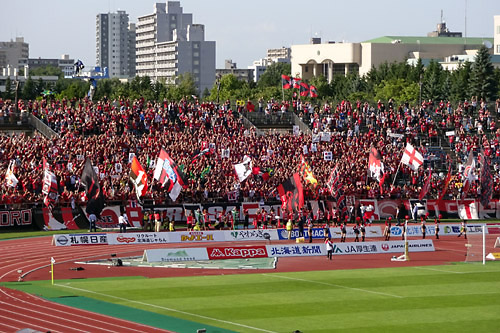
[309,85,318,98]
[130,156,148,201]
[281,74,292,89]
[299,82,310,97]
[368,147,383,181]
[419,168,432,200]
[438,163,452,201]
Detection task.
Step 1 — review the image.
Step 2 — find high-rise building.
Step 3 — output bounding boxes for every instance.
[96,10,136,78]
[0,37,29,70]
[136,1,215,93]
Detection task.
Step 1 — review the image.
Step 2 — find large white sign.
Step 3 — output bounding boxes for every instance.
[224,229,279,241]
[143,248,209,262]
[107,232,169,245]
[390,223,486,237]
[266,239,434,257]
[53,233,108,247]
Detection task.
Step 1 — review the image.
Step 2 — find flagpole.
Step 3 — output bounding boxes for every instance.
[282,80,284,102]
[392,162,402,186]
[50,257,55,285]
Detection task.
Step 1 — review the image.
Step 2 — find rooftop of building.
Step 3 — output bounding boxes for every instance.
[363,36,493,45]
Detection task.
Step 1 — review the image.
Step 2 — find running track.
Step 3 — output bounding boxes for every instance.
[0,232,471,332]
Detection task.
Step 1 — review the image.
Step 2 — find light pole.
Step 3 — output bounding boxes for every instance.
[419,74,423,110]
[216,74,221,105]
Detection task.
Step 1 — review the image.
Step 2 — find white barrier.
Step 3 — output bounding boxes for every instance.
[330,226,382,239]
[143,248,209,262]
[390,223,486,237]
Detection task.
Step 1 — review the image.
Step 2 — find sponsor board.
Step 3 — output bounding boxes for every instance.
[224,229,279,241]
[168,231,226,243]
[276,228,328,240]
[143,248,209,262]
[53,233,108,247]
[107,232,169,245]
[207,246,268,260]
[266,244,325,257]
[266,239,434,257]
[390,223,486,237]
[329,226,382,239]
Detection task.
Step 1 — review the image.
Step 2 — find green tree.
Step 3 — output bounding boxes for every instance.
[30,65,64,78]
[469,45,497,101]
[21,75,37,100]
[3,77,13,100]
[256,62,291,89]
[449,62,471,102]
[422,60,443,102]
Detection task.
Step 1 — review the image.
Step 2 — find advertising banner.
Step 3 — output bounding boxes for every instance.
[143,248,209,262]
[207,246,268,260]
[53,233,108,247]
[167,230,226,243]
[107,232,169,245]
[266,239,434,257]
[276,228,328,240]
[224,229,279,241]
[390,223,486,237]
[266,244,325,257]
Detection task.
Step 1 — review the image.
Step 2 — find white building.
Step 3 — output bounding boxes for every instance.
[96,10,136,78]
[247,47,291,82]
[136,1,215,93]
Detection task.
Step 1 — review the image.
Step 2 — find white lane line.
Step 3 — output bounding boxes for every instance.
[57,283,277,333]
[0,307,85,333]
[0,319,23,331]
[262,274,404,299]
[0,289,163,333]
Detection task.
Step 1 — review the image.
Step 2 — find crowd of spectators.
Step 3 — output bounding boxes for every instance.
[0,95,499,209]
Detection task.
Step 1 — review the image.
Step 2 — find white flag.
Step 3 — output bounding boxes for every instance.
[5,160,18,188]
[458,201,479,220]
[401,143,424,171]
[234,155,252,182]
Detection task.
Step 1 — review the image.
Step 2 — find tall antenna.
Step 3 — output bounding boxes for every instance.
[441,9,443,23]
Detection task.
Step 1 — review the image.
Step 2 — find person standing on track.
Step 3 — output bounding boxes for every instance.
[340,222,347,243]
[421,219,426,239]
[435,214,441,239]
[325,237,334,260]
[458,220,467,239]
[118,212,128,233]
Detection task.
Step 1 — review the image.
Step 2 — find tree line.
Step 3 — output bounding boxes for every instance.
[3,45,499,106]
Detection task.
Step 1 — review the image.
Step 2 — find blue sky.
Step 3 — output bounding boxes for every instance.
[2,0,499,69]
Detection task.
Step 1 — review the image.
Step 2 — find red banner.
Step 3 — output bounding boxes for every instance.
[207,246,268,260]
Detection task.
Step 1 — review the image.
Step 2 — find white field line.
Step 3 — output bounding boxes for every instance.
[262,274,403,298]
[56,283,277,333]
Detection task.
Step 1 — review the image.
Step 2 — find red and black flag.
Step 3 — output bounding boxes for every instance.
[81,159,105,217]
[368,147,383,181]
[153,148,188,201]
[299,82,310,97]
[292,77,302,89]
[479,151,493,208]
[277,173,304,214]
[129,156,148,204]
[309,85,318,98]
[281,74,292,89]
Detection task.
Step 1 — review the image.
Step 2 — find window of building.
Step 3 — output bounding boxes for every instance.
[497,44,500,54]
[497,25,500,34]
[193,52,199,57]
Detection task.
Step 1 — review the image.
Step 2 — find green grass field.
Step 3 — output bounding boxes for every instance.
[4,262,500,333]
